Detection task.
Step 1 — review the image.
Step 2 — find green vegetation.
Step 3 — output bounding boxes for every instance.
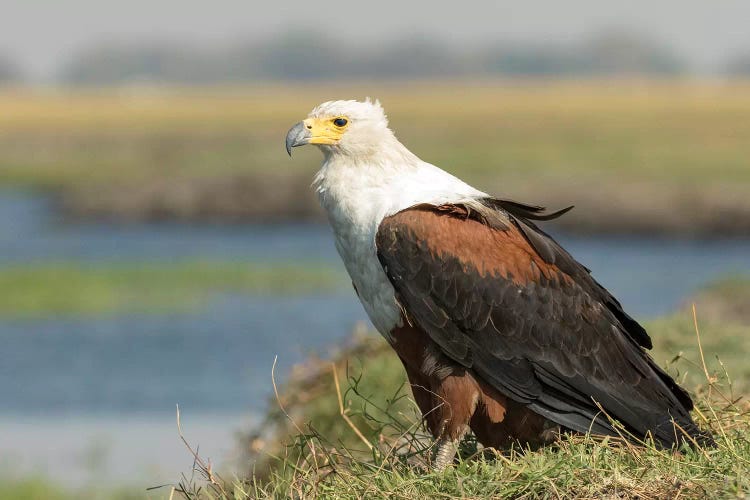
[2,83,750,189]
[0,261,343,318]
[0,477,72,500]
[244,427,749,498]
[179,278,750,499]
[688,276,750,326]
[650,315,750,395]
[0,476,141,500]
[647,276,750,394]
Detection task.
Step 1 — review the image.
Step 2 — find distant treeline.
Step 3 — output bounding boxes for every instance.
[57,32,690,84]
[3,31,750,85]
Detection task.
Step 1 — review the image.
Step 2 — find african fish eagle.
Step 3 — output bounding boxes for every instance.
[285,99,713,469]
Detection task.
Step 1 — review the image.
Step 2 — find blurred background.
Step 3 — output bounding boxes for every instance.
[1,0,749,497]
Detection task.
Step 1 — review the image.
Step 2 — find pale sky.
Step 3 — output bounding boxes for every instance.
[3,0,750,79]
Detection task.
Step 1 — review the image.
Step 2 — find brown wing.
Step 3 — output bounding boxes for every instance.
[375,201,712,447]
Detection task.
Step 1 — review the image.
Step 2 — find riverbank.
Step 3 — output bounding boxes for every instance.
[2,80,749,236]
[60,173,750,236]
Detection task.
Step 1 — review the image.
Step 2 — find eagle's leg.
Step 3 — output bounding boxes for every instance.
[433,436,461,470]
[404,363,476,469]
[392,328,479,469]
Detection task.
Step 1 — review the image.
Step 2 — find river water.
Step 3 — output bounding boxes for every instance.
[1,191,748,487]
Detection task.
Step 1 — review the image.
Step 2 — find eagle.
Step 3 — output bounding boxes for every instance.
[285,99,713,468]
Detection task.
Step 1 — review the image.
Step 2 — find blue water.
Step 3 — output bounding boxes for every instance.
[0,295,365,414]
[0,193,337,264]
[1,191,749,416]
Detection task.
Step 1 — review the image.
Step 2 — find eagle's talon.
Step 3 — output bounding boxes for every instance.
[432,437,460,471]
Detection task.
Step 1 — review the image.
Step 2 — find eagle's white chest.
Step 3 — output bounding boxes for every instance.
[314,155,487,338]
[316,166,403,335]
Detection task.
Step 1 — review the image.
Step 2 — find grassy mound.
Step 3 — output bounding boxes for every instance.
[174,288,750,498]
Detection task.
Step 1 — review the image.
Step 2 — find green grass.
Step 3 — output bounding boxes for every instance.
[180,278,750,499]
[0,477,71,500]
[646,277,750,394]
[0,261,343,318]
[244,429,749,499]
[687,276,750,327]
[0,476,141,500]
[650,315,750,395]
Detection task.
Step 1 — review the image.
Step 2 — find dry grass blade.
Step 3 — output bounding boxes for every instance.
[176,403,229,498]
[332,362,374,451]
[691,304,714,386]
[271,354,322,477]
[672,420,712,462]
[271,355,306,441]
[691,305,736,456]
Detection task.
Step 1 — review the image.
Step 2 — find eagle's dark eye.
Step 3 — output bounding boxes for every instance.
[333,118,348,127]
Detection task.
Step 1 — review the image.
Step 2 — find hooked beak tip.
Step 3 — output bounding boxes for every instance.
[285,121,309,158]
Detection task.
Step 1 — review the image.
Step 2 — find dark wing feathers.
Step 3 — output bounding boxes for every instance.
[495,199,652,350]
[485,198,575,222]
[511,212,694,409]
[375,200,712,448]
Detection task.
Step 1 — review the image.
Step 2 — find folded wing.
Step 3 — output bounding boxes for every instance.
[375,200,711,447]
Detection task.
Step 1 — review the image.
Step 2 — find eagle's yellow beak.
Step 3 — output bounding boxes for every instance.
[285,118,347,156]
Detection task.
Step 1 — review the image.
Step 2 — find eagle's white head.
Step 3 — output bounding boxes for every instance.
[285,99,484,209]
[285,98,410,160]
